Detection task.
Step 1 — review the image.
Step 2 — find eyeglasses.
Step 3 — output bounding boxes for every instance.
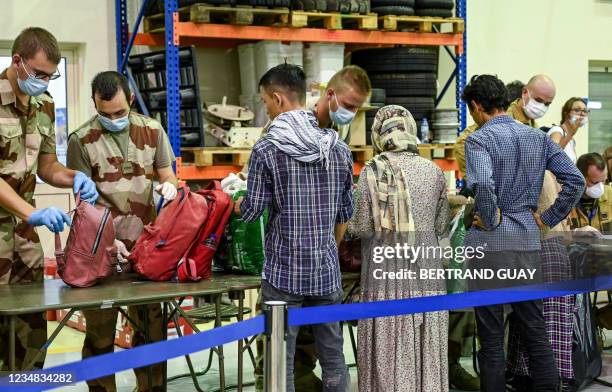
[22,60,61,81]
[571,108,590,115]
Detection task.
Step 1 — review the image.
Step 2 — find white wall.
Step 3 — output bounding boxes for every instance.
[0,0,116,127]
[440,0,612,157]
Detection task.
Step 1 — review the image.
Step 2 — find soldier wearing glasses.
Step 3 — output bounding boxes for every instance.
[0,27,98,370]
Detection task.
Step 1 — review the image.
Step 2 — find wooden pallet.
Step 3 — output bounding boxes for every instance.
[290,11,378,30]
[144,4,290,32]
[417,144,455,160]
[182,146,375,168]
[379,15,464,33]
[350,146,374,162]
[182,147,252,167]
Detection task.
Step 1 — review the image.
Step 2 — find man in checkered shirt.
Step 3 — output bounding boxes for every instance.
[461,74,585,392]
[236,64,353,392]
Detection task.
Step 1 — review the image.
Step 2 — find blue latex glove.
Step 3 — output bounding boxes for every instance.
[73,172,98,204]
[27,207,72,233]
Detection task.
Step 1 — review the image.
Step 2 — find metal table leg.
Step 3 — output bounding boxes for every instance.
[23,309,76,370]
[162,302,168,392]
[236,291,245,392]
[215,294,226,392]
[9,315,15,371]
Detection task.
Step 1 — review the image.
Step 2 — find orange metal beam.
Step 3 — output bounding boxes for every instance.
[176,23,464,51]
[177,162,369,180]
[134,24,464,53]
[433,159,459,172]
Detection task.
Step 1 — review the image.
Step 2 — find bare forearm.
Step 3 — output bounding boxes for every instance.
[0,178,35,220]
[38,160,77,188]
[335,223,348,246]
[156,167,178,187]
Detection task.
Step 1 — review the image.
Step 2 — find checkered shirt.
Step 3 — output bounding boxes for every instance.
[464,115,584,251]
[240,129,354,296]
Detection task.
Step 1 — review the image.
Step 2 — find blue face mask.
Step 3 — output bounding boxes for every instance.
[329,93,356,125]
[98,114,129,133]
[17,62,49,97]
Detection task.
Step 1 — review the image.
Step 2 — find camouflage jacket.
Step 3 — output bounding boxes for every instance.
[67,112,175,249]
[0,70,56,219]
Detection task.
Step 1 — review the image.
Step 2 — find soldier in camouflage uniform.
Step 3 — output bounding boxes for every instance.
[0,27,99,371]
[67,71,177,392]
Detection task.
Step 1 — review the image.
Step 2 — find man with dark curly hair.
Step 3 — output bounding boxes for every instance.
[461,74,584,392]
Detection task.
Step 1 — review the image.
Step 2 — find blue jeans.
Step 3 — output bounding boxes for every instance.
[261,280,349,392]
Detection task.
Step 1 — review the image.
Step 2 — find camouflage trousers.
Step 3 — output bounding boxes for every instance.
[82,304,165,392]
[0,217,46,370]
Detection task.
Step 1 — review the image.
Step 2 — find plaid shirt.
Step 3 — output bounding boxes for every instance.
[465,115,585,251]
[240,125,354,296]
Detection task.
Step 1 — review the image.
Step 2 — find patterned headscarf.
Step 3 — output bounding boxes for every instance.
[370,105,419,154]
[363,105,417,234]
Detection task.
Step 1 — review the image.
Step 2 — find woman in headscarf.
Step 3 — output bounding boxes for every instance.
[349,105,450,392]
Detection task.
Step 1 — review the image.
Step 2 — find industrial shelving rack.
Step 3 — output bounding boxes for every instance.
[115,0,467,180]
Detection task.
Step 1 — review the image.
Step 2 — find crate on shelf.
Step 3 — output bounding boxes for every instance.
[379,15,464,33]
[128,46,206,147]
[289,11,378,30]
[350,146,374,162]
[417,143,455,160]
[143,4,290,32]
[182,147,253,167]
[191,4,290,26]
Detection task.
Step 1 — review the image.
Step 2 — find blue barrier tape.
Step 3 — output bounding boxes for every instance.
[288,275,612,327]
[2,275,610,390]
[0,315,265,392]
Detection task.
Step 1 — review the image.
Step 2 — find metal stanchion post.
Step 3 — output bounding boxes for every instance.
[263,301,287,392]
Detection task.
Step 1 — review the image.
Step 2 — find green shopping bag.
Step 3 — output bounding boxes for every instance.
[447,206,468,293]
[225,190,267,275]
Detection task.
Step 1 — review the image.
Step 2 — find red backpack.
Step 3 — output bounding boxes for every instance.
[129,185,209,281]
[177,181,233,282]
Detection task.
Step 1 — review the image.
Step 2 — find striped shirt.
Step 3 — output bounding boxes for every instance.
[465,115,585,251]
[240,118,354,296]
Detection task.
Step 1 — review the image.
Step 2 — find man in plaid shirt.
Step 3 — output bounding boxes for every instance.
[236,64,353,392]
[461,74,585,392]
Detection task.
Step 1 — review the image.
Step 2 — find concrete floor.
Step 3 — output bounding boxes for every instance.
[44,321,612,392]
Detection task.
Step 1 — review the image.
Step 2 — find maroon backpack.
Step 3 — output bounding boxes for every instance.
[55,195,117,287]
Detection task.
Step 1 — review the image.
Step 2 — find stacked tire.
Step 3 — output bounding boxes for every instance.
[290,0,369,12]
[371,0,415,16]
[352,46,438,136]
[431,108,459,143]
[414,0,455,17]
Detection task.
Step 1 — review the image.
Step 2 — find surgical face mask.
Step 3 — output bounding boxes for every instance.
[329,94,356,125]
[17,61,49,97]
[585,182,604,199]
[98,113,129,133]
[570,115,588,128]
[523,92,548,120]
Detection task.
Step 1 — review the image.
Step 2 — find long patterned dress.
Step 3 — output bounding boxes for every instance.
[349,151,451,392]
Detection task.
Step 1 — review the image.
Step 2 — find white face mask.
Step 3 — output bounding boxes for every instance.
[570,115,588,128]
[523,91,548,120]
[585,182,604,199]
